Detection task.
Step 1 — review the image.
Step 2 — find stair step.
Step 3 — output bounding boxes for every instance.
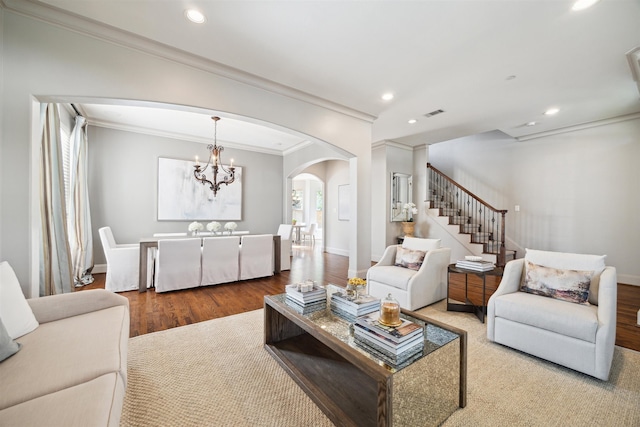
[462,223,480,233]
[432,201,451,208]
[472,232,492,243]
[450,216,469,225]
[441,208,460,216]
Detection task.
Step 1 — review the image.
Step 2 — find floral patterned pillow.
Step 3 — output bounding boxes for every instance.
[520,260,594,304]
[395,247,426,271]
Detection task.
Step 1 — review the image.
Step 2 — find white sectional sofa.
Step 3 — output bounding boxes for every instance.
[0,262,129,426]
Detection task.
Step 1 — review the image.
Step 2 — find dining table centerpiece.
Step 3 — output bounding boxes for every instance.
[188,221,204,235]
[206,221,221,234]
[224,222,237,234]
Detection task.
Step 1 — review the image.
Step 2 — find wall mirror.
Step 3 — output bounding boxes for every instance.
[390,172,412,222]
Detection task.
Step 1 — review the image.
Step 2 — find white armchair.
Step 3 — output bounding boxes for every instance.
[98,226,141,292]
[487,249,617,380]
[277,224,293,271]
[366,238,451,310]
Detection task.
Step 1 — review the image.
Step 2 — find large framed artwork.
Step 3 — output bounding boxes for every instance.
[157,157,242,221]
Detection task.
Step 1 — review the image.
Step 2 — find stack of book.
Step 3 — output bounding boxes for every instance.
[330,292,380,323]
[285,283,327,315]
[455,259,495,271]
[353,313,425,366]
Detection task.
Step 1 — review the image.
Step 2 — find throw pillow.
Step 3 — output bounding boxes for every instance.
[524,248,606,305]
[520,260,594,304]
[0,262,39,339]
[0,316,21,362]
[402,237,441,252]
[395,247,426,271]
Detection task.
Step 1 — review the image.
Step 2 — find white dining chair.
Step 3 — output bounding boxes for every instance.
[277,224,293,271]
[239,234,274,280]
[99,226,141,292]
[300,223,317,245]
[154,238,202,293]
[201,236,240,286]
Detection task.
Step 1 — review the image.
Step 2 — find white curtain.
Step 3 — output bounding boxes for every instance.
[39,103,73,295]
[67,115,94,286]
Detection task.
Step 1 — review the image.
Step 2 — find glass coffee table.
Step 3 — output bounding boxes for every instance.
[264,285,467,427]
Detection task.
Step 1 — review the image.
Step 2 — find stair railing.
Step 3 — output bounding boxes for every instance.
[427,163,508,266]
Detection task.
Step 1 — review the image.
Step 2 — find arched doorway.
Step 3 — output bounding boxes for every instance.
[291,173,324,246]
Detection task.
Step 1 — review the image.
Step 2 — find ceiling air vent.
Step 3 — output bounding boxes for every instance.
[424,109,445,118]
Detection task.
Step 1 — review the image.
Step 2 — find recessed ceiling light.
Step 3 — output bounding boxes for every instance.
[526,121,537,127]
[381,93,394,101]
[544,107,560,116]
[408,119,417,124]
[572,0,600,11]
[185,9,206,24]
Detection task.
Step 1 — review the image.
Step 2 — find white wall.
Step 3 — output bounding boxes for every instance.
[88,126,283,265]
[324,160,350,257]
[428,119,640,285]
[1,9,372,295]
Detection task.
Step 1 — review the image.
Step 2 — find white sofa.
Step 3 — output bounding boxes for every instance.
[487,249,617,380]
[366,238,451,310]
[0,262,129,426]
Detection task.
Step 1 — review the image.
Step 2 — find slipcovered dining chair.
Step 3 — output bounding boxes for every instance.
[300,223,317,245]
[99,226,141,292]
[366,238,451,310]
[154,238,202,293]
[277,224,294,271]
[239,234,274,280]
[201,236,240,286]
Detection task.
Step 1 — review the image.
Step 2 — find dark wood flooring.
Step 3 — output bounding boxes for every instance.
[82,245,640,352]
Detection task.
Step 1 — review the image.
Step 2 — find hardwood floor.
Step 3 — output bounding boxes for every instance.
[82,245,640,352]
[83,244,349,337]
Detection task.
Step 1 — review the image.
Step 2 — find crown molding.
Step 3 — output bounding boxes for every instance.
[371,139,413,151]
[2,0,376,124]
[516,112,640,142]
[89,119,285,156]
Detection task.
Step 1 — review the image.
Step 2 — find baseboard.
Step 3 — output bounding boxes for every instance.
[93,264,107,274]
[618,274,640,286]
[324,246,349,257]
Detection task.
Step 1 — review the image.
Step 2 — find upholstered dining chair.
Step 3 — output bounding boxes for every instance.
[201,236,240,286]
[239,234,274,280]
[277,224,294,271]
[154,238,202,293]
[98,226,141,292]
[300,223,317,245]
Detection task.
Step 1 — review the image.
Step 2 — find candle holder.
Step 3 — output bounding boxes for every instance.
[379,293,402,327]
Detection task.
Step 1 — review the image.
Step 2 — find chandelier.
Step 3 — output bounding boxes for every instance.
[193,116,236,197]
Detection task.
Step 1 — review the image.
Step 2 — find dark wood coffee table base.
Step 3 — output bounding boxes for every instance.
[264,294,466,427]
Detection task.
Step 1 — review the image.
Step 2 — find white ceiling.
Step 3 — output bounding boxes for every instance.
[28,0,640,150]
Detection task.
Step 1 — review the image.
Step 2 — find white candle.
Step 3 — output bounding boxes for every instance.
[195,155,199,166]
[230,158,234,168]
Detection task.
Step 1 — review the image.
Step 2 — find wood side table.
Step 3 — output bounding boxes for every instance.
[447,264,503,323]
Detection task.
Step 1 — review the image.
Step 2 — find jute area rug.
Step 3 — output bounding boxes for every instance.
[120,301,640,427]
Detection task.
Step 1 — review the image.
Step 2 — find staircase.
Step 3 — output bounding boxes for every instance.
[427,163,515,266]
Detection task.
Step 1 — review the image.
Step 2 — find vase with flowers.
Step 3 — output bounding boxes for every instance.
[401,203,418,236]
[346,277,367,300]
[188,221,204,236]
[224,222,237,235]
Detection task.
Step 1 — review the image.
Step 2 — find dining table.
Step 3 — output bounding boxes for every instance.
[138,234,281,292]
[291,223,306,243]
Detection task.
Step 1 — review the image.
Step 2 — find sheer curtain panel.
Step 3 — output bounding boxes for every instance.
[67,115,94,286]
[39,103,73,295]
